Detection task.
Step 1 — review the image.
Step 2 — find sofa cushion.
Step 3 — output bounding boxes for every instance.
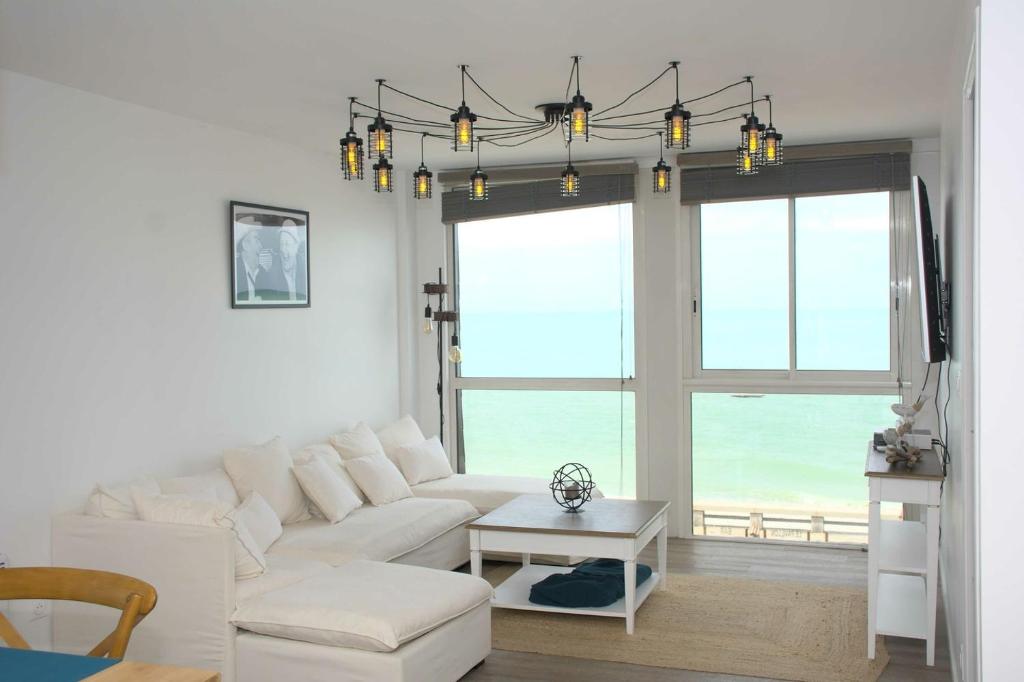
[235,554,333,606]
[329,422,386,461]
[133,490,267,579]
[84,477,160,519]
[395,436,453,486]
[293,443,366,503]
[223,437,310,525]
[159,468,241,506]
[292,457,362,523]
[345,455,413,506]
[236,491,283,553]
[375,415,426,463]
[230,560,492,652]
[267,497,477,565]
[410,473,605,515]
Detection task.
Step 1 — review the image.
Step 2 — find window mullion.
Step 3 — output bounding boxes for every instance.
[788,197,797,378]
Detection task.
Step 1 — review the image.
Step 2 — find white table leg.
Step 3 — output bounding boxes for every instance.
[469,529,482,578]
[867,499,880,660]
[657,521,668,590]
[522,553,530,568]
[624,559,636,635]
[926,504,939,666]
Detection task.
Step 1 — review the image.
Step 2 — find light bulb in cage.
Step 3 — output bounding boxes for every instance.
[367,115,393,159]
[736,146,758,175]
[373,156,394,192]
[652,159,672,193]
[763,126,783,165]
[664,103,691,149]
[413,164,433,199]
[339,131,364,180]
[561,164,581,197]
[740,113,764,159]
[568,94,592,142]
[469,168,488,201]
[451,104,477,151]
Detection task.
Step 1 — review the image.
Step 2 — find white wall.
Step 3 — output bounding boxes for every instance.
[977,0,1024,678]
[0,70,403,569]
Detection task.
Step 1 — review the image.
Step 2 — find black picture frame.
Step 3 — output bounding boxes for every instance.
[230,201,311,309]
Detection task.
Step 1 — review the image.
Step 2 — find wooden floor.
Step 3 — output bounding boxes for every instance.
[463,538,952,682]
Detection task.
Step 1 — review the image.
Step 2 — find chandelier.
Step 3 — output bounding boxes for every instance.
[341,58,786,197]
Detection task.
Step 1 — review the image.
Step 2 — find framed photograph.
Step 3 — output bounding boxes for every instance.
[230,201,310,309]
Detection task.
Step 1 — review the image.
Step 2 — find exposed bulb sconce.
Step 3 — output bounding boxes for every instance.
[413,134,433,199]
[451,66,478,152]
[664,61,691,149]
[652,132,672,194]
[367,79,393,159]
[340,97,364,180]
[566,56,592,142]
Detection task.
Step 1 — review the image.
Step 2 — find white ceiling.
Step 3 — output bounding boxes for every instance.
[0,0,959,170]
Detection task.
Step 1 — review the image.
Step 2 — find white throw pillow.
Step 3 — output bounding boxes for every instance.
[329,422,387,461]
[84,477,160,519]
[375,415,426,464]
[293,457,363,523]
[223,437,310,524]
[133,490,266,579]
[395,436,454,486]
[293,443,366,503]
[159,468,241,506]
[344,455,413,506]
[235,491,282,553]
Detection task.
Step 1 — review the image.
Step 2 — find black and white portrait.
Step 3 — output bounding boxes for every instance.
[230,201,310,308]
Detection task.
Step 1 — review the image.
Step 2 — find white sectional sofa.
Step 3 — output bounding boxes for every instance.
[51,417,567,682]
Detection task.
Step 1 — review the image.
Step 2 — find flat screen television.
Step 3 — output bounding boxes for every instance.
[912,176,948,363]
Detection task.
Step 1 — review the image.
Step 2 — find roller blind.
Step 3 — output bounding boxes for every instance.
[441,170,635,224]
[680,151,910,205]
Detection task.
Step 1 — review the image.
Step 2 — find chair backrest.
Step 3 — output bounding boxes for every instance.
[0,567,158,658]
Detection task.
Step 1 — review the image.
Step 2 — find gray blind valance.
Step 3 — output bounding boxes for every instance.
[680,152,911,205]
[441,172,635,224]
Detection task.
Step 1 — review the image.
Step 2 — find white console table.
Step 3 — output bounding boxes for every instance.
[865,445,944,666]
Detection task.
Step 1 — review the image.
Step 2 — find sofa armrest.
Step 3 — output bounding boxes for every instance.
[52,513,237,679]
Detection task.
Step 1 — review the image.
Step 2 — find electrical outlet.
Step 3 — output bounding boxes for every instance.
[32,601,47,618]
[0,552,8,569]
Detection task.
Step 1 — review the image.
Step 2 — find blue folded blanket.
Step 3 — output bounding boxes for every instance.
[529,558,653,607]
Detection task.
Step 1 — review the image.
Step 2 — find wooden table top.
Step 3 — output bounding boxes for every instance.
[864,445,945,481]
[467,494,670,538]
[85,661,220,681]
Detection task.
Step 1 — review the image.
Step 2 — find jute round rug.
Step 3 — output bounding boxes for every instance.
[485,566,889,682]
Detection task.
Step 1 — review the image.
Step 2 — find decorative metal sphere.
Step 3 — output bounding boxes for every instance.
[549,463,596,513]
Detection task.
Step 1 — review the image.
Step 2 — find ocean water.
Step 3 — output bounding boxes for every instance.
[458,310,894,511]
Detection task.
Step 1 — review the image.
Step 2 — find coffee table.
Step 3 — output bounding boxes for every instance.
[467,494,669,634]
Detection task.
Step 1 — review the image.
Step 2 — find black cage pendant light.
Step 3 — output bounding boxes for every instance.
[762,94,784,166]
[367,79,394,159]
[451,65,478,152]
[561,140,581,198]
[567,56,593,142]
[469,138,488,201]
[664,61,692,149]
[373,156,394,192]
[340,97,364,180]
[737,77,764,174]
[413,134,433,199]
[652,132,672,194]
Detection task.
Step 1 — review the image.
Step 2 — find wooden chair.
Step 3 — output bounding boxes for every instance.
[0,567,157,658]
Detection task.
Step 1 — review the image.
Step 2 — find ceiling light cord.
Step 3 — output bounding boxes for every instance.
[463,67,542,123]
[592,65,673,118]
[376,78,384,115]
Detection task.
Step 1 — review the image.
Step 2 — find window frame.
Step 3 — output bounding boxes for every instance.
[688,191,900,388]
[681,190,903,547]
[445,202,647,499]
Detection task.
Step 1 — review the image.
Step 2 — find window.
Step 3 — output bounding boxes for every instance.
[453,204,636,497]
[690,191,898,544]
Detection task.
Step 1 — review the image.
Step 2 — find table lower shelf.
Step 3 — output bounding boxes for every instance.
[491,564,660,618]
[876,572,928,640]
